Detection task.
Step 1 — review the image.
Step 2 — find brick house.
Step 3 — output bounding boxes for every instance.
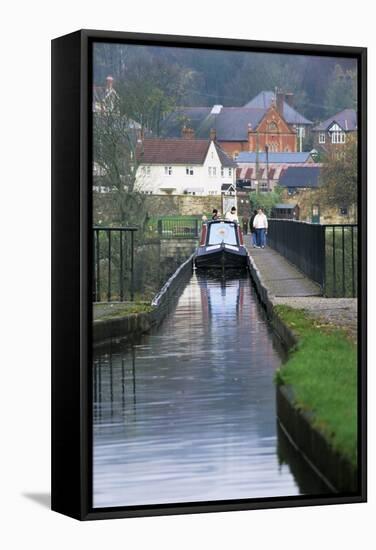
[161,90,312,158]
[244,90,312,152]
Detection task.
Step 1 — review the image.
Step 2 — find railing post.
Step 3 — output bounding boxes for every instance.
[320,225,326,294]
[107,230,112,302]
[119,230,124,302]
[130,230,135,302]
[96,229,100,301]
[342,226,346,297]
[351,226,355,298]
[332,227,336,298]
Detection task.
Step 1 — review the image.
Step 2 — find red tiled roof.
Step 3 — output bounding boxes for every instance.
[136,139,211,165]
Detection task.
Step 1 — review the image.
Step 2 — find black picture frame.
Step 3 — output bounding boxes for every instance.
[51,29,367,520]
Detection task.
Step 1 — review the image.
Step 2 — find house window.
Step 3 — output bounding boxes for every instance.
[208,167,212,176]
[164,166,172,175]
[208,167,216,176]
[340,207,348,216]
[186,167,194,176]
[319,132,326,144]
[228,168,232,177]
[213,167,217,176]
[221,167,224,177]
[331,131,346,144]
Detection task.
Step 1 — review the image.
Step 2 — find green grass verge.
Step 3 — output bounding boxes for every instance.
[93,302,153,322]
[274,305,357,466]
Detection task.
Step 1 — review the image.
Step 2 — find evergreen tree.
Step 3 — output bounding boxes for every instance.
[324,64,357,117]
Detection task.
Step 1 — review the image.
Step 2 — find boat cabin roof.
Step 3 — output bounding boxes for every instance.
[204,220,239,246]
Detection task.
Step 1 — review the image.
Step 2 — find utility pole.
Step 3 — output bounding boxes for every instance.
[265,144,269,192]
[255,131,260,194]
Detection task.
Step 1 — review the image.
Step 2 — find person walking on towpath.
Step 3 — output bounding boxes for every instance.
[253,208,268,248]
[249,209,258,248]
[225,206,239,222]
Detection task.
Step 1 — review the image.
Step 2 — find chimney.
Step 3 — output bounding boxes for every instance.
[284,92,294,107]
[210,128,216,141]
[106,75,114,90]
[182,126,195,140]
[276,91,284,116]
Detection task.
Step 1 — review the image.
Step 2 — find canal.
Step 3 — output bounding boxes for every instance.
[93,271,330,508]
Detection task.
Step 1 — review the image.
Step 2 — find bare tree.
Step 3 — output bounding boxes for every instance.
[93,104,146,227]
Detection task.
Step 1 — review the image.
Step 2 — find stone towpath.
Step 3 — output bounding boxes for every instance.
[244,234,357,339]
[244,235,321,297]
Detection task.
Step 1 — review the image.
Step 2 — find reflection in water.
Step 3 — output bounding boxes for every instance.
[93,272,329,507]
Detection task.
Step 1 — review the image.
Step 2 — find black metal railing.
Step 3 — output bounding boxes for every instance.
[93,227,138,302]
[324,224,358,298]
[267,220,357,297]
[157,218,200,239]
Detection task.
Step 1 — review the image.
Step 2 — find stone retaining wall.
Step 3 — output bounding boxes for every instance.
[94,192,222,224]
[277,385,357,493]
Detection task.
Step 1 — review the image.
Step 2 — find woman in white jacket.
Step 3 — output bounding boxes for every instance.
[253,208,268,248]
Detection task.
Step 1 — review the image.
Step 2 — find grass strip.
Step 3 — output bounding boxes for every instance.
[274,305,357,466]
[93,302,153,321]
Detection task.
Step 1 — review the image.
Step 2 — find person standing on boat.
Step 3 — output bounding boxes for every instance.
[212,209,220,220]
[225,206,239,222]
[253,208,268,248]
[249,209,258,248]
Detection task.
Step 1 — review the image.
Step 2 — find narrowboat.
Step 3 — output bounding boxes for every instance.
[194,220,248,270]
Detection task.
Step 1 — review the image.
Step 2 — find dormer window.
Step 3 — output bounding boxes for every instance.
[329,123,346,144]
[319,132,326,144]
[186,167,194,176]
[164,166,172,176]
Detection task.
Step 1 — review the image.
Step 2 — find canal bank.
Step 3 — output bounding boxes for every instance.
[245,236,358,493]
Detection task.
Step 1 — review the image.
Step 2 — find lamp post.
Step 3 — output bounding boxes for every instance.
[265,144,270,191]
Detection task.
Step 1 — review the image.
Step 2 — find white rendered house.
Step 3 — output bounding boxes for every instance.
[135,137,236,195]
